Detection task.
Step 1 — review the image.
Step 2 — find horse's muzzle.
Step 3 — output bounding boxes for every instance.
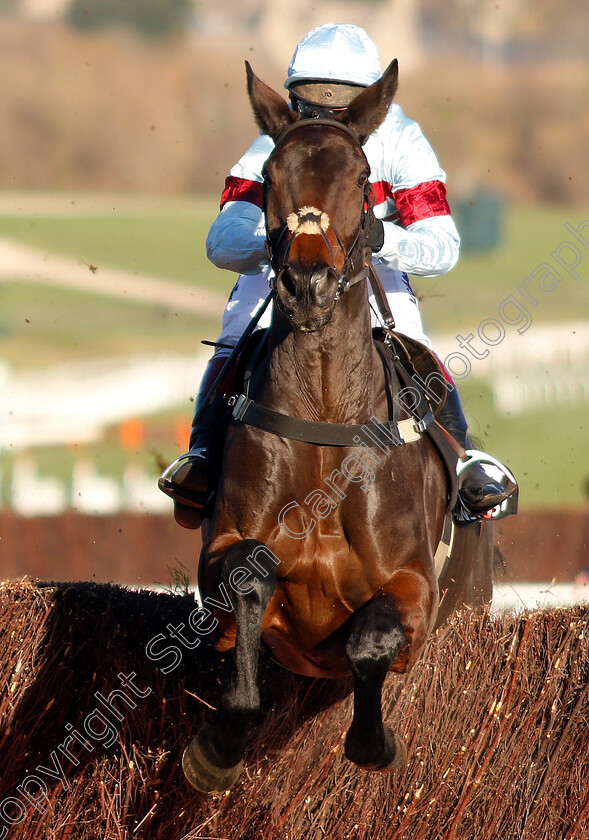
[275,265,340,331]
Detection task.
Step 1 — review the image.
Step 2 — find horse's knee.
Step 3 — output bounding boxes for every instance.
[346,598,406,678]
[220,539,278,608]
[213,540,280,653]
[376,569,438,672]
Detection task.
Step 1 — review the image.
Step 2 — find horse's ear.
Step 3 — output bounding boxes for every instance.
[339,59,399,145]
[245,61,299,140]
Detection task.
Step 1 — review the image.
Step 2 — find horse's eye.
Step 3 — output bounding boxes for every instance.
[263,173,273,188]
[357,173,369,187]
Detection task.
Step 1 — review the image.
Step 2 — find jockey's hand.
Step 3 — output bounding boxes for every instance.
[367,218,384,253]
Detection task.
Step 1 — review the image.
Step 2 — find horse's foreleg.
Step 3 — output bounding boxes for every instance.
[344,595,408,771]
[183,539,277,792]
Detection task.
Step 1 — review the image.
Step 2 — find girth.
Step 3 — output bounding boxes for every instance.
[230,324,428,449]
[230,392,423,447]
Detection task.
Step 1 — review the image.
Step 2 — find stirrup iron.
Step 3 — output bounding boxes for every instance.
[457,449,519,521]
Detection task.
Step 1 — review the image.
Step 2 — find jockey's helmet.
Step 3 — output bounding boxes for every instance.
[285,23,382,115]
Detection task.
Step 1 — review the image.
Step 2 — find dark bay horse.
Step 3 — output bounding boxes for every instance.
[183,60,491,792]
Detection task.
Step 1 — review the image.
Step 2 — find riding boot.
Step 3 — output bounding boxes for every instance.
[435,385,513,517]
[158,354,236,529]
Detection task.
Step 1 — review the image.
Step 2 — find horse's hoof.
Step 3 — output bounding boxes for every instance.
[345,725,407,772]
[381,725,407,770]
[182,728,243,793]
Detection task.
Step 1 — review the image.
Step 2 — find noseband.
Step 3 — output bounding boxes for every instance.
[262,118,375,301]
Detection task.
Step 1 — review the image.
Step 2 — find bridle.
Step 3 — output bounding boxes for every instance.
[262,118,376,303]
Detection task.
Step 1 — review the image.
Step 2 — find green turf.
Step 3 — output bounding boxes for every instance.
[1,201,587,334]
[458,377,588,506]
[0,281,218,368]
[416,204,589,333]
[0,198,231,368]
[0,200,234,294]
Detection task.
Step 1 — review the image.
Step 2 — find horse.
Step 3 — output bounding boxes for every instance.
[182,59,493,793]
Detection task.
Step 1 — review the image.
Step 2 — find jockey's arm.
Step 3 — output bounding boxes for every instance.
[369,110,461,277]
[206,199,268,275]
[205,184,460,280]
[206,116,461,279]
[375,214,460,276]
[206,134,273,276]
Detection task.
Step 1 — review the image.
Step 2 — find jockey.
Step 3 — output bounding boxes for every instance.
[159,22,518,530]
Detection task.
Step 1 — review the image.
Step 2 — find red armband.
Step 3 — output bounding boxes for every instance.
[371,180,395,206]
[220,176,264,209]
[393,180,451,227]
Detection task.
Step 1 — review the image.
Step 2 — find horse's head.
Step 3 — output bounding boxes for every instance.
[246,59,399,332]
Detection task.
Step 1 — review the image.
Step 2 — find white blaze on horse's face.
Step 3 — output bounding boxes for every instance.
[286,206,330,237]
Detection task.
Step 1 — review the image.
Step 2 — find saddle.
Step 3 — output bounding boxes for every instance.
[377,329,450,413]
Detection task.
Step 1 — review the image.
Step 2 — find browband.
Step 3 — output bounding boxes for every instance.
[274,117,361,148]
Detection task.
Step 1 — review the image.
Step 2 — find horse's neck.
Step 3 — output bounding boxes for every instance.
[263,286,378,424]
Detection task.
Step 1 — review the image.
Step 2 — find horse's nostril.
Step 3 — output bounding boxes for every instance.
[276,270,298,307]
[313,268,339,307]
[283,273,297,298]
[276,268,292,291]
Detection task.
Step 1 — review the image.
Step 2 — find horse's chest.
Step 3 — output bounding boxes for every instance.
[222,426,416,554]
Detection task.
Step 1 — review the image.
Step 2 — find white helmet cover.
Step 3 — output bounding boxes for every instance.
[285,23,383,89]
